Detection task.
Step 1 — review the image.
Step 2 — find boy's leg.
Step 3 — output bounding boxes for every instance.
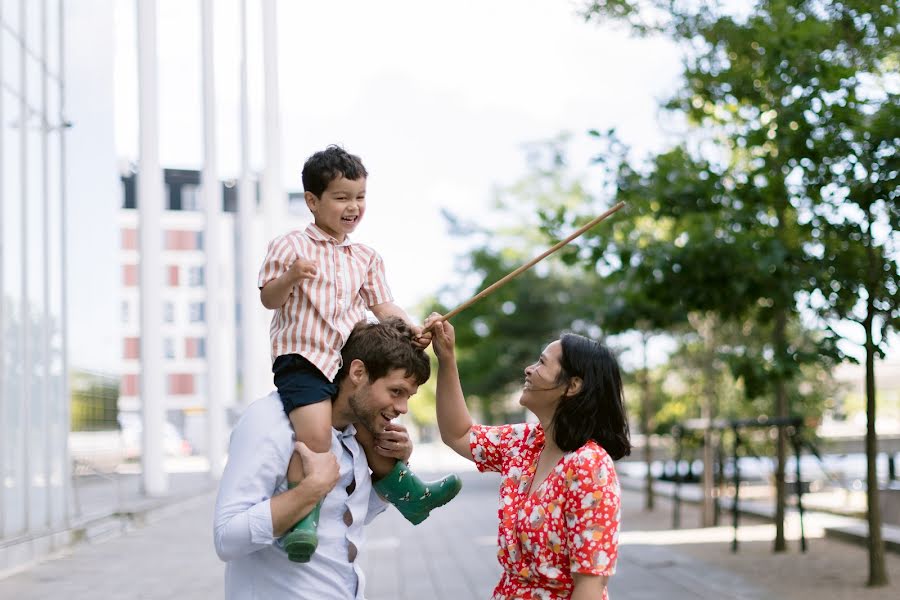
[282,400,332,562]
[355,428,462,526]
[286,401,334,484]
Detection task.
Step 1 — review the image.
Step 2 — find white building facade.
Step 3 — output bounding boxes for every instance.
[0,0,71,569]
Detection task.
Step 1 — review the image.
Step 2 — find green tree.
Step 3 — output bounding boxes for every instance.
[580,3,897,577]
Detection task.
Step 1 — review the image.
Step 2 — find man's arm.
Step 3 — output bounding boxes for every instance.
[213,405,337,562]
[270,443,338,537]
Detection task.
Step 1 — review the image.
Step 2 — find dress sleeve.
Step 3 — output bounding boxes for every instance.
[469,423,529,474]
[257,235,297,289]
[563,447,621,577]
[359,251,394,308]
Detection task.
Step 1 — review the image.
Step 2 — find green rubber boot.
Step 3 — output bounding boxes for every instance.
[283,485,322,563]
[373,462,462,525]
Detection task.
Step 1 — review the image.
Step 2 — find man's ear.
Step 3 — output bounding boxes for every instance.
[565,376,583,398]
[348,359,368,385]
[305,191,319,214]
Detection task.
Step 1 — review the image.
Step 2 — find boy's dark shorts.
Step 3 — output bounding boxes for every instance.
[273,354,338,416]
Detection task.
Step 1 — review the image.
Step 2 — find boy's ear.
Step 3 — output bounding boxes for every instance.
[304,191,319,214]
[348,359,368,385]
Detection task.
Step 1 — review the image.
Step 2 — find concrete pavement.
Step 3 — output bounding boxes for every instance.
[2,465,899,599]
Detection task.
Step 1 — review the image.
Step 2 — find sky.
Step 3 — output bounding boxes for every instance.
[65,0,896,375]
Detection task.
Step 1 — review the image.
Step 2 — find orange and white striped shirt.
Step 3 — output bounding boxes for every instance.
[257,223,393,381]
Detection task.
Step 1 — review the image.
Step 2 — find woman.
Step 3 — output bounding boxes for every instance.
[430,317,631,600]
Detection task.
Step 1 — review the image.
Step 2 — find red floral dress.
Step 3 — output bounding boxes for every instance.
[471,423,621,600]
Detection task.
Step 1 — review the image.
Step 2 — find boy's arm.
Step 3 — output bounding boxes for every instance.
[370,302,431,349]
[260,257,318,309]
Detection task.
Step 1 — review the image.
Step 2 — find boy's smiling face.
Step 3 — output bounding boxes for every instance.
[305,175,367,242]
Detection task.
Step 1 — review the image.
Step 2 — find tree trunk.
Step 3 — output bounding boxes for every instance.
[693,314,717,527]
[641,333,654,510]
[772,306,788,552]
[864,238,888,585]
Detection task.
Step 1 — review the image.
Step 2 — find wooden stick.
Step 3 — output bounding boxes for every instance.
[432,201,626,326]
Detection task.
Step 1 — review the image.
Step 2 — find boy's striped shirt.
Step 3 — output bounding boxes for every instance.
[257,223,393,380]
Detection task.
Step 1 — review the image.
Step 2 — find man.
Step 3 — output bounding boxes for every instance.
[214,318,433,599]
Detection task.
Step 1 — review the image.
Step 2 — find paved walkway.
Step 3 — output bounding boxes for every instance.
[2,468,899,599]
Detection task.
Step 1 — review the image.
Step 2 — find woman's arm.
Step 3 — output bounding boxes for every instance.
[571,574,609,599]
[430,318,475,460]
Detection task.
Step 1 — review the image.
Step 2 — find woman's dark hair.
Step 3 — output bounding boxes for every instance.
[301,145,368,198]
[335,318,430,386]
[550,334,631,460]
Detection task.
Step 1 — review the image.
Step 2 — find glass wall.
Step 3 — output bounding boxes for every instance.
[0,0,68,541]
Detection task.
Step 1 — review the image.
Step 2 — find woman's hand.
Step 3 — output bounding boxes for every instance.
[426,313,456,361]
[374,423,413,463]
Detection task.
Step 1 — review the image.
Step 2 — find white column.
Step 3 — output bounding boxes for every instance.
[201,0,226,478]
[57,0,72,526]
[237,0,261,407]
[260,0,284,242]
[137,0,167,496]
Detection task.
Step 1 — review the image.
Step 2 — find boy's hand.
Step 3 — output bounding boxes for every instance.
[288,257,318,282]
[294,442,339,497]
[410,324,432,350]
[429,313,456,361]
[374,423,413,463]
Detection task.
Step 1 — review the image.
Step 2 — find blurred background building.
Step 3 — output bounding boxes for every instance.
[0,0,70,570]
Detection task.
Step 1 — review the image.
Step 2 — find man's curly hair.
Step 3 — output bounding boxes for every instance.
[335,317,430,385]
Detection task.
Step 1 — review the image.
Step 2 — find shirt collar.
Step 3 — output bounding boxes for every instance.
[305,222,354,247]
[336,423,357,439]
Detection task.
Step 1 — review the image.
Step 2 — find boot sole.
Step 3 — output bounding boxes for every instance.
[283,532,317,558]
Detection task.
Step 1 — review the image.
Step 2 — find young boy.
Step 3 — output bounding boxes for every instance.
[258,145,461,563]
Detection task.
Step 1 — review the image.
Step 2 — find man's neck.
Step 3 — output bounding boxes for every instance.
[330,389,354,430]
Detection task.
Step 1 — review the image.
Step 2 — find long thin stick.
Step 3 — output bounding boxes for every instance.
[435,201,626,325]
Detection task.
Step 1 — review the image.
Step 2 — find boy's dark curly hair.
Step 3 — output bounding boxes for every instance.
[301,145,368,198]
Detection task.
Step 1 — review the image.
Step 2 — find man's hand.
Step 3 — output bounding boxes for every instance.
[295,442,339,497]
[427,313,455,361]
[288,257,318,282]
[374,423,413,463]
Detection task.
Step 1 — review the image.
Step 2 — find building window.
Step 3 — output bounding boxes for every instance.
[121,374,139,396]
[189,302,205,323]
[123,337,140,359]
[165,230,203,251]
[122,264,138,287]
[182,184,202,211]
[167,373,195,395]
[164,338,175,359]
[164,302,175,323]
[167,265,179,286]
[187,266,204,287]
[185,337,206,359]
[121,228,137,250]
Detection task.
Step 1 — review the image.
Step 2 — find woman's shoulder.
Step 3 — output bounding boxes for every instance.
[565,439,617,470]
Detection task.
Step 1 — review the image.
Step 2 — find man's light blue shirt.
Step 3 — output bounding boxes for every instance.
[214,392,387,599]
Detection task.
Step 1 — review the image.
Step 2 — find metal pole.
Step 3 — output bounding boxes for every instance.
[57,0,71,529]
[200,0,226,479]
[237,0,261,408]
[137,0,168,495]
[260,0,284,242]
[732,426,741,553]
[792,428,807,553]
[672,426,682,530]
[19,0,33,532]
